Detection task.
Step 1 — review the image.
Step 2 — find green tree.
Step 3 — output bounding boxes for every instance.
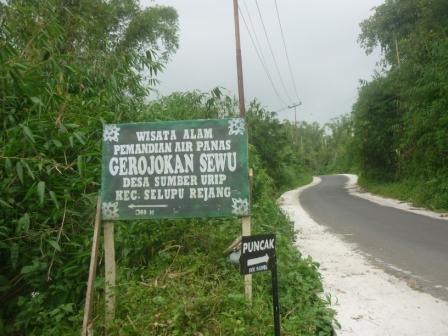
[0,1,178,333]
[324,115,356,173]
[246,101,304,192]
[359,0,448,68]
[295,121,328,173]
[352,75,401,180]
[353,0,448,209]
[144,87,237,121]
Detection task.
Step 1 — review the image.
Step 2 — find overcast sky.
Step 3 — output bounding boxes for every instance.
[143,0,383,125]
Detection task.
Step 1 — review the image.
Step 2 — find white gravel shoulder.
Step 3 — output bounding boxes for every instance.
[278,176,448,336]
[342,174,448,221]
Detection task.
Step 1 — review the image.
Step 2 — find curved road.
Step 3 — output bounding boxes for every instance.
[299,175,448,300]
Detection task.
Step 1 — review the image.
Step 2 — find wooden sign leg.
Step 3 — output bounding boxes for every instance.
[243,168,253,302]
[104,221,116,327]
[82,197,102,336]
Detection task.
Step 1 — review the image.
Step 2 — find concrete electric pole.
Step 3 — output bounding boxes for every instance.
[232,0,252,302]
[233,0,246,117]
[288,101,302,126]
[288,102,302,146]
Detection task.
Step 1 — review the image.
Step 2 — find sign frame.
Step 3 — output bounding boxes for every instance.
[100,118,250,220]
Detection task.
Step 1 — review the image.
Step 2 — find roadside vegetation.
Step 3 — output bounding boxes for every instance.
[287,0,448,213]
[0,1,335,335]
[322,0,448,212]
[352,0,448,212]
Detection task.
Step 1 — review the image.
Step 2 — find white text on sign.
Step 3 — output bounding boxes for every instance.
[242,238,275,254]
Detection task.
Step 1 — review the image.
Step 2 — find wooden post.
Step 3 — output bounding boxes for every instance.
[104,221,116,327]
[81,197,102,336]
[243,169,254,301]
[242,216,252,301]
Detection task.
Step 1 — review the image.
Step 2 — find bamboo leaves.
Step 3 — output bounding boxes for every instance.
[47,240,61,252]
[16,161,24,184]
[16,213,30,234]
[37,181,45,207]
[30,96,44,107]
[21,125,35,144]
[1,0,180,333]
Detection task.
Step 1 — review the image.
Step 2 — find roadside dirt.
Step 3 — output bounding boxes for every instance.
[278,176,448,336]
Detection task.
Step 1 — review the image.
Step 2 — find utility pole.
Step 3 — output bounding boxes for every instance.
[288,102,302,145]
[233,0,246,117]
[288,102,302,126]
[232,0,252,302]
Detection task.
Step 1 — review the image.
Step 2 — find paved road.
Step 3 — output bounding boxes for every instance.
[299,175,448,300]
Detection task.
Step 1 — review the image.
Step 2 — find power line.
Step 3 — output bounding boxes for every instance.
[242,0,268,69]
[275,106,290,113]
[274,0,301,103]
[239,0,302,114]
[239,2,288,107]
[254,0,293,103]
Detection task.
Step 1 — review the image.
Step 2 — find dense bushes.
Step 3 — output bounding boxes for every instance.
[351,0,448,210]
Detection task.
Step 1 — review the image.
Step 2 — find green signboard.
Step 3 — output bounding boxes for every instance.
[101,118,250,220]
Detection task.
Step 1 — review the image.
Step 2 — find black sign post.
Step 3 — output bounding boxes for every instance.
[270,255,281,336]
[240,234,280,335]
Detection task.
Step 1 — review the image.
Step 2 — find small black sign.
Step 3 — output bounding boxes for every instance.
[240,234,276,275]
